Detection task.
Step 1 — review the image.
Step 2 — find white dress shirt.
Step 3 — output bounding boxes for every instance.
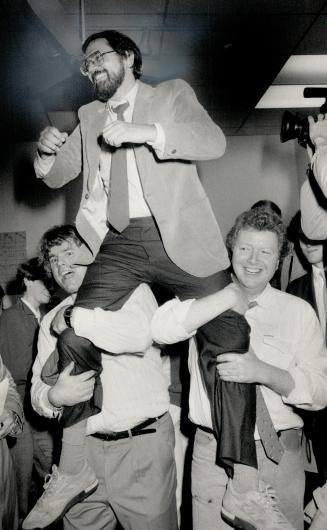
[31,284,170,432]
[312,265,327,336]
[151,284,327,437]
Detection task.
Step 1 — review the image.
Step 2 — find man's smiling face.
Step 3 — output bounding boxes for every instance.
[48,239,87,294]
[84,38,126,102]
[232,228,280,298]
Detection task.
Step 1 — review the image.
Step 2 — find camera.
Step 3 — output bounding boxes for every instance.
[280,88,327,149]
[280,111,310,148]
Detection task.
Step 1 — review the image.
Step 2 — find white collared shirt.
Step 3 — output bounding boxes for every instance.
[312,265,327,336]
[31,284,170,432]
[151,284,327,437]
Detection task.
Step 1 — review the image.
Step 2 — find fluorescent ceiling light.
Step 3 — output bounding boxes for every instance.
[256,85,327,109]
[275,55,327,85]
[255,55,327,109]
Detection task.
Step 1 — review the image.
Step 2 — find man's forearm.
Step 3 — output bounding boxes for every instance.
[259,362,295,398]
[184,289,237,334]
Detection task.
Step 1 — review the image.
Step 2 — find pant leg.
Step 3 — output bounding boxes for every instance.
[8,418,34,519]
[31,425,54,480]
[169,403,189,528]
[256,431,305,530]
[0,438,19,530]
[65,413,178,530]
[57,329,103,427]
[191,427,230,530]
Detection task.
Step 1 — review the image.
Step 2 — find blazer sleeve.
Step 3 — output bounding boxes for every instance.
[41,120,83,189]
[153,79,226,162]
[0,357,23,436]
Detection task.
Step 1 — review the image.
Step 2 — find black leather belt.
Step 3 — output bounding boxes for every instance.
[91,413,166,442]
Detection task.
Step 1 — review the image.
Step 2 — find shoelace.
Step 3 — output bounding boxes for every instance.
[257,483,291,526]
[37,466,61,505]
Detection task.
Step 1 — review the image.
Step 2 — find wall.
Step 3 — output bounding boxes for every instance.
[0,134,305,288]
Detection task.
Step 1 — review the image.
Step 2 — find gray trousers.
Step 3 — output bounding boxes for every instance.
[64,412,178,530]
[192,426,305,530]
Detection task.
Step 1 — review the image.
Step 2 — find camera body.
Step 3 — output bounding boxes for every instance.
[280,88,327,149]
[280,111,310,148]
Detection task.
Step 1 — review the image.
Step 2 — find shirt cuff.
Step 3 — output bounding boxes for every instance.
[42,386,63,419]
[147,123,165,151]
[34,152,56,178]
[72,307,93,339]
[311,145,327,168]
[9,411,23,437]
[282,368,313,408]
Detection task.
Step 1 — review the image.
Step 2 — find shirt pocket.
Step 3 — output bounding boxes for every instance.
[262,334,294,369]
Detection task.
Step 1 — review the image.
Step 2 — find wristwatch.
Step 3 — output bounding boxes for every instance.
[63,305,74,328]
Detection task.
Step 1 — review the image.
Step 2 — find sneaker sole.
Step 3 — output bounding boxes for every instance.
[221,507,257,530]
[25,480,99,529]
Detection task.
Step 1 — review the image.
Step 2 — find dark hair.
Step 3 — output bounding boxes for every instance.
[287,210,327,271]
[0,285,4,300]
[16,257,49,293]
[251,200,282,218]
[40,225,81,264]
[226,208,290,260]
[82,30,142,79]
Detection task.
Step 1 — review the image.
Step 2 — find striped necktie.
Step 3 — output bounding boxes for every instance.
[107,101,130,232]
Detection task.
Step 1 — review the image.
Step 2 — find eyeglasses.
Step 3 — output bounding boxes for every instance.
[80,50,115,76]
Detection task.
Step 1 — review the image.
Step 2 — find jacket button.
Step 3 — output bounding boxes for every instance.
[171,149,177,154]
[85,193,89,200]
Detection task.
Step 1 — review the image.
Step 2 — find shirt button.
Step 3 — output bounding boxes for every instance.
[171,149,177,154]
[84,193,89,200]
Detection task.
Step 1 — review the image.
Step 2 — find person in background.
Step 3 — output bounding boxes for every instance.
[300,113,327,242]
[0,354,23,530]
[287,212,327,528]
[152,207,327,530]
[0,258,53,523]
[251,200,282,218]
[24,225,178,530]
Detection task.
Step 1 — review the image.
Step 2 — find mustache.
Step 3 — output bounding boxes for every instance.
[92,69,108,83]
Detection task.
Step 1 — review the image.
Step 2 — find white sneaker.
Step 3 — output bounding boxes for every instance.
[22,461,98,529]
[221,480,296,530]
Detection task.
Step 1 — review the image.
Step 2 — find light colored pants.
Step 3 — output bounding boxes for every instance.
[64,412,178,530]
[9,417,54,518]
[0,438,18,530]
[192,427,305,530]
[169,404,189,527]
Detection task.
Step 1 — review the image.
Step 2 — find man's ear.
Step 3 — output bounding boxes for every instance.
[125,51,134,69]
[23,278,31,291]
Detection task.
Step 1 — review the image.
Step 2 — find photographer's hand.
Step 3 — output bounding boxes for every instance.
[309,114,327,150]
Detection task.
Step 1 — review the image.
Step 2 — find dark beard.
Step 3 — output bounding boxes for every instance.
[92,66,125,102]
